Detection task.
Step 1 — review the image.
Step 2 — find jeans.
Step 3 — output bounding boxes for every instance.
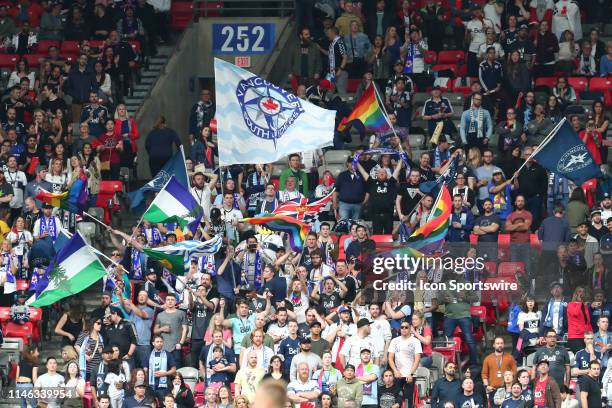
[401,378,415,408]
[443,316,478,366]
[171,349,183,369]
[134,344,151,369]
[338,201,362,221]
[420,355,433,368]
[16,382,35,408]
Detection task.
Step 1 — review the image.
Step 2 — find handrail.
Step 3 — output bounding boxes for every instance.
[193,0,295,20]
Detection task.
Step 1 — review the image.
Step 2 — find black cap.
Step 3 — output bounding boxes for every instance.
[147,268,157,275]
[109,306,122,315]
[591,207,602,215]
[537,359,549,366]
[519,23,529,30]
[42,203,54,209]
[309,321,322,328]
[166,231,176,238]
[356,318,372,329]
[344,364,356,371]
[102,345,114,354]
[102,290,112,297]
[394,59,403,66]
[360,348,371,354]
[300,337,312,344]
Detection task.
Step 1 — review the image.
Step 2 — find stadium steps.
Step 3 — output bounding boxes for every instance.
[125,45,176,117]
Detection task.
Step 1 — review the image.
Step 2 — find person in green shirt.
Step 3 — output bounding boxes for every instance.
[441,276,479,366]
[279,154,309,195]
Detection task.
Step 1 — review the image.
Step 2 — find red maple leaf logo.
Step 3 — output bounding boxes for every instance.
[262,98,279,111]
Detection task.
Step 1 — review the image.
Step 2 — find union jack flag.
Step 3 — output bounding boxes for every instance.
[273,189,334,224]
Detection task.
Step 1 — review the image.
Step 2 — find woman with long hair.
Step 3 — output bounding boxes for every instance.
[0,240,18,294]
[54,304,85,347]
[217,385,232,408]
[93,119,123,180]
[114,104,139,171]
[191,126,217,168]
[545,95,563,124]
[514,295,541,359]
[6,216,33,278]
[567,286,591,353]
[566,185,589,234]
[8,58,36,89]
[79,143,101,206]
[61,345,78,369]
[45,158,67,193]
[125,368,155,400]
[466,147,482,170]
[16,344,39,408]
[74,317,105,381]
[144,115,181,176]
[552,76,577,111]
[63,361,86,408]
[93,61,112,102]
[493,371,515,406]
[412,311,433,367]
[503,50,530,106]
[592,100,610,164]
[233,395,249,408]
[579,116,603,166]
[204,314,233,348]
[262,355,289,382]
[66,155,83,185]
[170,372,195,408]
[557,30,578,73]
[589,252,610,296]
[383,26,401,72]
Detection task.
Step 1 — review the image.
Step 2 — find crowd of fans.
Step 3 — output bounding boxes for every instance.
[0,1,612,408]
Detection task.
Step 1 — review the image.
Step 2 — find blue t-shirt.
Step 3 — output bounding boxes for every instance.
[278,336,301,372]
[229,314,256,354]
[574,349,591,371]
[502,399,524,408]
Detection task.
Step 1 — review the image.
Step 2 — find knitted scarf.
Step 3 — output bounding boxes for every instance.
[149,350,168,388]
[468,107,485,139]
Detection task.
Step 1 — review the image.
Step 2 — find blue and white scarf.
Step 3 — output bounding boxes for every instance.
[39,216,57,240]
[242,251,262,290]
[78,335,103,378]
[131,248,144,280]
[543,299,567,334]
[403,43,417,74]
[149,350,168,388]
[143,227,162,246]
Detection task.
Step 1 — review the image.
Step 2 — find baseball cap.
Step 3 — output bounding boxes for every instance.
[338,306,351,314]
[550,281,562,290]
[42,202,54,209]
[147,268,157,275]
[591,207,602,216]
[165,231,176,239]
[309,321,322,328]
[537,359,549,366]
[394,59,404,66]
[134,380,146,388]
[600,234,612,255]
[519,23,529,30]
[102,345,114,354]
[344,364,356,371]
[356,318,372,329]
[299,337,312,344]
[603,192,611,199]
[102,291,112,297]
[360,348,371,354]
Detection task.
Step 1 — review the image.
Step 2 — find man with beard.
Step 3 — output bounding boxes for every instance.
[289,27,321,86]
[188,89,215,142]
[235,234,274,291]
[289,338,323,381]
[508,24,536,69]
[430,362,461,408]
[473,198,501,260]
[601,193,612,221]
[378,368,404,408]
[311,276,346,316]
[482,337,517,402]
[588,208,606,241]
[396,169,424,230]
[120,290,154,369]
[191,171,218,223]
[188,275,219,367]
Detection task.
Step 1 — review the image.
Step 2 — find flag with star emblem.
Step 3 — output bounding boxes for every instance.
[272,189,335,224]
[533,119,602,184]
[214,58,336,165]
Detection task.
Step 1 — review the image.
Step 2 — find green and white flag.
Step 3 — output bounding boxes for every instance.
[28,232,107,307]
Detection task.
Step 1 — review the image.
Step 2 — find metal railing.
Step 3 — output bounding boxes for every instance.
[193,0,295,20]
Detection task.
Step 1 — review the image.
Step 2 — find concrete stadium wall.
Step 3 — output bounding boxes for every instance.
[134,17,295,179]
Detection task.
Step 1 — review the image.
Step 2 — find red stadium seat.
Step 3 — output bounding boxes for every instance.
[337,234,350,260]
[530,233,541,252]
[36,40,60,52]
[15,280,28,291]
[431,63,457,74]
[4,321,35,345]
[60,40,80,56]
[498,261,525,277]
[171,1,193,31]
[29,307,42,342]
[469,234,477,246]
[589,77,612,107]
[194,381,205,405]
[483,261,497,277]
[424,50,437,64]
[453,77,477,95]
[96,180,124,223]
[568,77,588,93]
[370,235,393,244]
[0,54,17,69]
[0,307,10,325]
[23,54,44,68]
[497,233,510,261]
[437,50,465,64]
[347,79,361,93]
[534,77,557,88]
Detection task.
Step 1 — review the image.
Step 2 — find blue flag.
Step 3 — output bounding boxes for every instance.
[534,120,602,184]
[129,147,189,210]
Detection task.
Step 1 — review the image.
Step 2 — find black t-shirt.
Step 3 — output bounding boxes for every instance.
[577,375,601,408]
[509,39,536,63]
[338,275,357,302]
[398,181,422,215]
[40,98,68,116]
[378,382,403,408]
[320,291,342,314]
[474,213,501,243]
[191,288,219,339]
[0,182,14,209]
[419,167,436,183]
[367,176,397,214]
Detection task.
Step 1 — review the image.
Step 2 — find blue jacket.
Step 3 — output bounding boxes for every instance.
[540,298,568,336]
[459,108,493,144]
[447,208,474,242]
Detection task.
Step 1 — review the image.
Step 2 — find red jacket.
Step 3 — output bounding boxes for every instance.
[92,132,123,165]
[566,301,591,339]
[114,117,139,153]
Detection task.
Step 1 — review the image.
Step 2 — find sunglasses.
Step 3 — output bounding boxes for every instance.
[400,325,410,329]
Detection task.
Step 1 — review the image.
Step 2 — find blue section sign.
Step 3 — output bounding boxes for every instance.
[212,23,275,55]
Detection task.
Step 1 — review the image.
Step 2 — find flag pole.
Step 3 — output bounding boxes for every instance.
[427,181,446,223]
[180,145,191,188]
[83,211,108,229]
[372,83,406,154]
[511,118,566,178]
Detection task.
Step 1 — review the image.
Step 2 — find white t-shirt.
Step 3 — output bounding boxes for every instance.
[466,18,493,53]
[6,230,33,257]
[389,335,423,377]
[191,185,213,221]
[483,2,502,33]
[4,170,27,208]
[34,373,65,408]
[518,311,542,334]
[340,334,380,367]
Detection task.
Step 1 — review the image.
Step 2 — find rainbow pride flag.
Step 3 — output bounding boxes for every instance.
[242,214,310,252]
[337,84,391,132]
[406,185,452,254]
[36,170,89,214]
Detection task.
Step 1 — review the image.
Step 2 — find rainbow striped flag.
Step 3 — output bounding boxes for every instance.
[242,214,310,252]
[36,170,89,214]
[406,185,452,254]
[337,84,391,132]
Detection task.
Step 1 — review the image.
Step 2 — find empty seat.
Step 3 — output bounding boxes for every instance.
[171,1,193,31]
[534,77,557,88]
[0,54,17,69]
[347,79,361,93]
[424,50,437,64]
[36,40,60,52]
[498,261,525,277]
[324,150,351,164]
[568,77,588,93]
[60,41,80,56]
[437,50,465,64]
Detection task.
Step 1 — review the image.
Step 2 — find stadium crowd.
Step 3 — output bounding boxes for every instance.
[0,1,612,408]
